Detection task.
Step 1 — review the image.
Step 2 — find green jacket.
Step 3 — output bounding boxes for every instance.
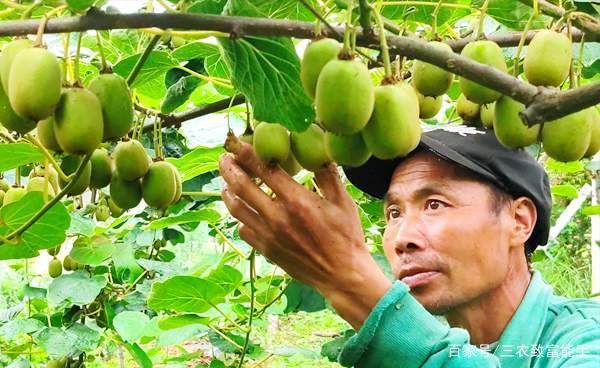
[339,271,600,367]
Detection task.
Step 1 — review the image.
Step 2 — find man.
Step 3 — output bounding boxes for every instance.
[219,126,600,367]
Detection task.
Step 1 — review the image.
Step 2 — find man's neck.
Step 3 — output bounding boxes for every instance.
[445,266,532,347]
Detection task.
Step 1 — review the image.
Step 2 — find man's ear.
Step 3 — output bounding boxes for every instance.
[510,197,537,247]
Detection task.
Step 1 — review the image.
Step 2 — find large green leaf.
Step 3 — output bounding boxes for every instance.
[206,265,243,295]
[145,209,220,230]
[166,146,224,182]
[171,42,220,62]
[219,36,314,131]
[0,192,70,260]
[36,327,78,359]
[66,323,102,352]
[0,318,45,340]
[0,143,43,172]
[113,51,178,99]
[47,271,107,306]
[123,342,153,368]
[148,276,227,313]
[158,314,210,330]
[69,235,116,266]
[225,0,318,21]
[551,184,579,199]
[113,242,144,284]
[473,0,551,30]
[113,311,150,343]
[185,0,228,14]
[382,0,471,29]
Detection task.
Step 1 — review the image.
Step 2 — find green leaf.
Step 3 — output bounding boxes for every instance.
[206,265,243,294]
[113,311,150,343]
[156,324,207,347]
[148,276,227,313]
[225,0,318,21]
[582,205,600,216]
[36,327,78,359]
[113,51,178,99]
[158,314,210,330]
[68,213,95,237]
[161,75,202,113]
[473,0,551,30]
[113,242,144,284]
[6,356,30,368]
[0,143,43,172]
[0,192,70,260]
[185,0,228,14]
[171,42,220,62]
[66,0,95,11]
[284,280,326,313]
[66,323,102,352]
[321,330,355,362]
[551,184,579,199]
[545,158,585,173]
[208,330,258,354]
[205,51,235,95]
[166,146,224,182]
[145,209,220,230]
[219,36,314,131]
[0,318,45,340]
[69,235,116,266]
[123,342,153,368]
[382,0,470,28]
[47,271,107,306]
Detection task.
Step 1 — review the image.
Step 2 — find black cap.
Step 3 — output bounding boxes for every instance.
[344,126,552,253]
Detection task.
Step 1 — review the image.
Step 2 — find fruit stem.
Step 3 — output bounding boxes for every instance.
[43,158,50,203]
[26,134,70,182]
[567,20,577,89]
[476,0,489,39]
[210,223,248,259]
[373,7,393,80]
[14,166,20,187]
[512,13,536,77]
[73,32,84,86]
[95,31,109,73]
[181,191,222,197]
[20,0,42,20]
[34,15,49,47]
[176,66,233,89]
[237,249,256,368]
[2,152,93,243]
[576,32,585,87]
[141,27,228,39]
[342,3,353,54]
[63,33,73,86]
[127,34,161,86]
[430,0,444,39]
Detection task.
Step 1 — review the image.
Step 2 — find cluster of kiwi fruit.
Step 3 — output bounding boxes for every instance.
[246,37,423,173]
[453,30,599,162]
[0,38,182,212]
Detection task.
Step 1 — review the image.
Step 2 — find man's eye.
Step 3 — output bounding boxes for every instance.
[426,200,445,211]
[387,208,401,220]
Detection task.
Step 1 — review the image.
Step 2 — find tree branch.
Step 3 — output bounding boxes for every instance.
[140,95,245,132]
[0,12,596,125]
[518,0,600,42]
[127,34,160,85]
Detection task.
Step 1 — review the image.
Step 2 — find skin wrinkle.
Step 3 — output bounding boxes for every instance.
[383,151,536,346]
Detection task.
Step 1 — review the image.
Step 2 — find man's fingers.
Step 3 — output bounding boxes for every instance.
[225,135,311,203]
[238,224,268,256]
[314,163,348,204]
[221,188,267,231]
[219,153,276,217]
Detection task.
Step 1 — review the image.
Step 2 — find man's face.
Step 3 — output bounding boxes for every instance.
[382,151,514,315]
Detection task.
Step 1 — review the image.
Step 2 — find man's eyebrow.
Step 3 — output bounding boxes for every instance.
[384,184,454,205]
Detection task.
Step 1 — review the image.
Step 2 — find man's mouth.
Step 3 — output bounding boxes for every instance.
[398,267,440,288]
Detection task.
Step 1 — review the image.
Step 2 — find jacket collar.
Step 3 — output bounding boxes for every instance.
[494,271,552,367]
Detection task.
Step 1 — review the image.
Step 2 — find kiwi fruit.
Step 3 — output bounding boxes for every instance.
[459,41,507,104]
[88,73,134,140]
[26,177,55,197]
[290,123,331,171]
[316,59,375,135]
[37,116,62,151]
[584,107,600,158]
[412,41,454,96]
[253,122,290,166]
[8,48,62,120]
[493,96,540,149]
[301,38,341,99]
[54,88,104,154]
[113,139,151,181]
[0,80,36,134]
[59,155,92,196]
[362,83,421,159]
[48,258,63,278]
[110,173,142,210]
[456,94,481,124]
[89,148,112,189]
[480,103,495,129]
[324,131,371,167]
[3,187,27,205]
[542,109,592,162]
[416,91,443,119]
[142,161,178,209]
[0,38,33,93]
[524,30,572,87]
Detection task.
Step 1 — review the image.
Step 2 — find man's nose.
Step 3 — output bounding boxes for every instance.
[388,213,426,255]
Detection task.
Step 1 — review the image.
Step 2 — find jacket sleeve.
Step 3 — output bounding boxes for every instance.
[338,281,501,368]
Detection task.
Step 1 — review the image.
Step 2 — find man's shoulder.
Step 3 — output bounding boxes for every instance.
[540,294,600,344]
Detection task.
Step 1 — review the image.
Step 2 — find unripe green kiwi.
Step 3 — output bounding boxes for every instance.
[142,161,178,209]
[253,122,290,165]
[59,155,92,196]
[90,148,112,189]
[3,187,27,205]
[48,258,63,278]
[88,73,134,140]
[412,41,454,96]
[37,116,62,152]
[0,38,33,93]
[324,132,371,167]
[459,41,507,104]
[113,139,151,181]
[26,177,55,197]
[110,173,142,210]
[290,123,331,171]
[301,38,341,99]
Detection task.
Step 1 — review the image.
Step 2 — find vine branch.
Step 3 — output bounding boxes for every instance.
[127,34,160,86]
[0,12,596,125]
